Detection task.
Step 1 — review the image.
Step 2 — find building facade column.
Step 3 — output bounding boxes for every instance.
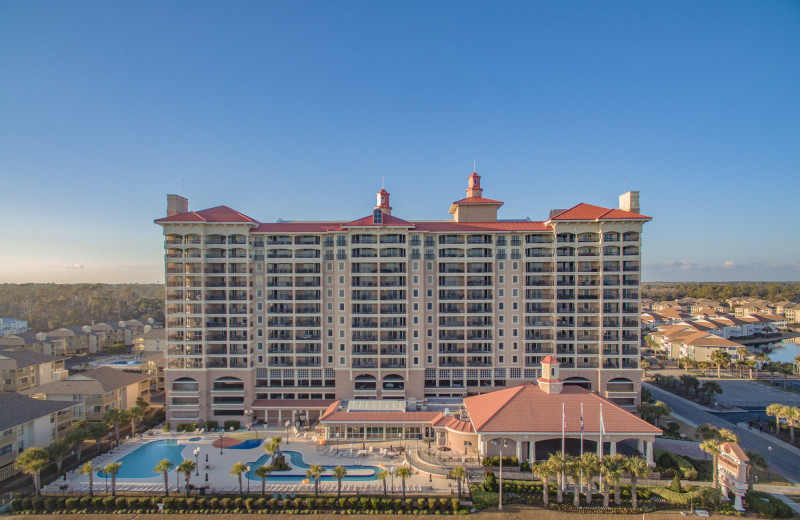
[530,440,536,462]
[733,493,744,511]
[610,441,617,456]
[516,439,522,461]
[637,439,644,454]
[646,440,654,466]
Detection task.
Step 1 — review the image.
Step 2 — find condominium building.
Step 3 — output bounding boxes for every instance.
[156,173,650,426]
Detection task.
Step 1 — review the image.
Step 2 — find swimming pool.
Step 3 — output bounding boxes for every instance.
[98,440,186,479]
[228,438,264,449]
[108,359,143,366]
[245,451,378,482]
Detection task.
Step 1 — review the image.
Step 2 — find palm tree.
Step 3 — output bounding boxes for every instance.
[579,452,600,505]
[231,461,248,496]
[651,401,672,427]
[396,466,412,498]
[698,426,737,488]
[265,436,284,467]
[765,362,779,385]
[79,461,95,497]
[780,363,793,388]
[328,465,345,498]
[16,447,49,496]
[640,359,651,378]
[600,455,624,507]
[47,439,71,475]
[700,381,722,404]
[785,406,799,443]
[767,403,787,439]
[87,422,108,455]
[306,464,325,497]
[711,350,731,379]
[625,456,649,509]
[177,459,196,497]
[104,408,126,446]
[377,469,389,497]
[533,460,555,505]
[126,406,145,437]
[255,465,272,497]
[451,466,466,499]
[154,459,175,497]
[66,426,88,463]
[548,451,568,504]
[566,455,582,506]
[103,462,122,497]
[745,450,767,491]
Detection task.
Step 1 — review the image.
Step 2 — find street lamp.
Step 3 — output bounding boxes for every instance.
[388,465,394,495]
[246,465,251,494]
[219,430,225,455]
[285,420,291,445]
[245,409,257,438]
[492,439,508,511]
[768,446,773,482]
[194,447,201,476]
[335,432,340,454]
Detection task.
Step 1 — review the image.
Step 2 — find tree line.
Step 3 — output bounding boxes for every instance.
[642,282,800,303]
[0,283,163,331]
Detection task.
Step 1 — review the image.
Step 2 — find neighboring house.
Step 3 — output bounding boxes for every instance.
[0,393,78,481]
[43,327,96,356]
[0,350,67,393]
[0,332,53,356]
[132,326,166,354]
[21,367,152,423]
[0,319,28,338]
[784,304,800,325]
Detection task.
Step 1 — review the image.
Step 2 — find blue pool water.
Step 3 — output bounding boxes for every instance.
[228,438,264,449]
[188,437,202,441]
[108,360,142,366]
[98,440,186,479]
[245,451,378,482]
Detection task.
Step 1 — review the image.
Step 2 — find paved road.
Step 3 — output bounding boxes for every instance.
[645,383,800,482]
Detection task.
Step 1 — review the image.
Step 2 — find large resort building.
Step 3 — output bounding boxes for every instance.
[156,173,650,431]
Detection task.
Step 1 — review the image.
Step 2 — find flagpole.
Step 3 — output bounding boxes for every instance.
[580,402,584,456]
[561,402,566,456]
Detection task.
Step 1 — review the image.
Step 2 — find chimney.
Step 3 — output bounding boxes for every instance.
[167,194,189,217]
[619,191,640,214]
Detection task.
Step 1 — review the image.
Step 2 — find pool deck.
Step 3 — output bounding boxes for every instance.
[45,426,455,496]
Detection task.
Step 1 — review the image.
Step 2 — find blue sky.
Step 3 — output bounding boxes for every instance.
[1,1,798,283]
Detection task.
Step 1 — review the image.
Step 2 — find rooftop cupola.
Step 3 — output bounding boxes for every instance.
[448,172,503,222]
[466,172,483,198]
[537,355,564,395]
[375,189,392,215]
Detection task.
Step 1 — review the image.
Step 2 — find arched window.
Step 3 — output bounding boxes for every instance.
[373,209,383,224]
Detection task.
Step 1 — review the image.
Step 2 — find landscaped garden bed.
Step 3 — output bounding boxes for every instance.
[10,494,468,515]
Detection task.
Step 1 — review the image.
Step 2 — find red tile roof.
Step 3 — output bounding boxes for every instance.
[339,214,415,228]
[413,221,549,232]
[155,206,259,224]
[433,415,475,434]
[547,203,651,222]
[252,222,341,233]
[463,383,660,434]
[450,197,504,205]
[541,355,559,364]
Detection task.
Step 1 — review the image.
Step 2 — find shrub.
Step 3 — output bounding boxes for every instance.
[293,498,302,509]
[746,491,793,518]
[185,497,196,510]
[520,461,531,472]
[79,496,92,508]
[92,496,104,508]
[233,497,244,509]
[658,451,699,480]
[31,497,45,511]
[452,497,460,513]
[65,497,79,510]
[360,497,370,510]
[44,497,57,511]
[269,498,278,510]
[162,497,175,510]
[219,497,231,509]
[223,420,240,430]
[482,455,519,467]
[483,470,498,492]
[669,474,683,493]
[205,420,218,430]
[114,497,126,509]
[102,496,115,510]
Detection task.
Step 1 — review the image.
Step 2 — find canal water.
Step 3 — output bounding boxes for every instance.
[755,338,800,364]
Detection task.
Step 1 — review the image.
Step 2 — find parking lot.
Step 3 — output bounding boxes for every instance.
[713,379,800,408]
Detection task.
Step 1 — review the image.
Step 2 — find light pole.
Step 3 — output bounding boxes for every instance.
[388,465,394,495]
[335,432,340,454]
[768,446,773,482]
[245,409,257,438]
[219,430,224,455]
[246,465,251,494]
[285,420,291,445]
[194,447,201,476]
[492,439,507,511]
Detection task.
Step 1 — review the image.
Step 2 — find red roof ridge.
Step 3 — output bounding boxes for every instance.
[465,384,529,431]
[546,203,651,222]
[542,355,559,364]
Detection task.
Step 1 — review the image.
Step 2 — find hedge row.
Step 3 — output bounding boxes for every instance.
[746,491,794,518]
[656,451,699,480]
[12,495,466,515]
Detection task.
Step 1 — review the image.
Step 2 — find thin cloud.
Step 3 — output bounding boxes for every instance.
[61,263,85,270]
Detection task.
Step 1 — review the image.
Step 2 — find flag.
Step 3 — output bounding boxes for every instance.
[599,403,606,435]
